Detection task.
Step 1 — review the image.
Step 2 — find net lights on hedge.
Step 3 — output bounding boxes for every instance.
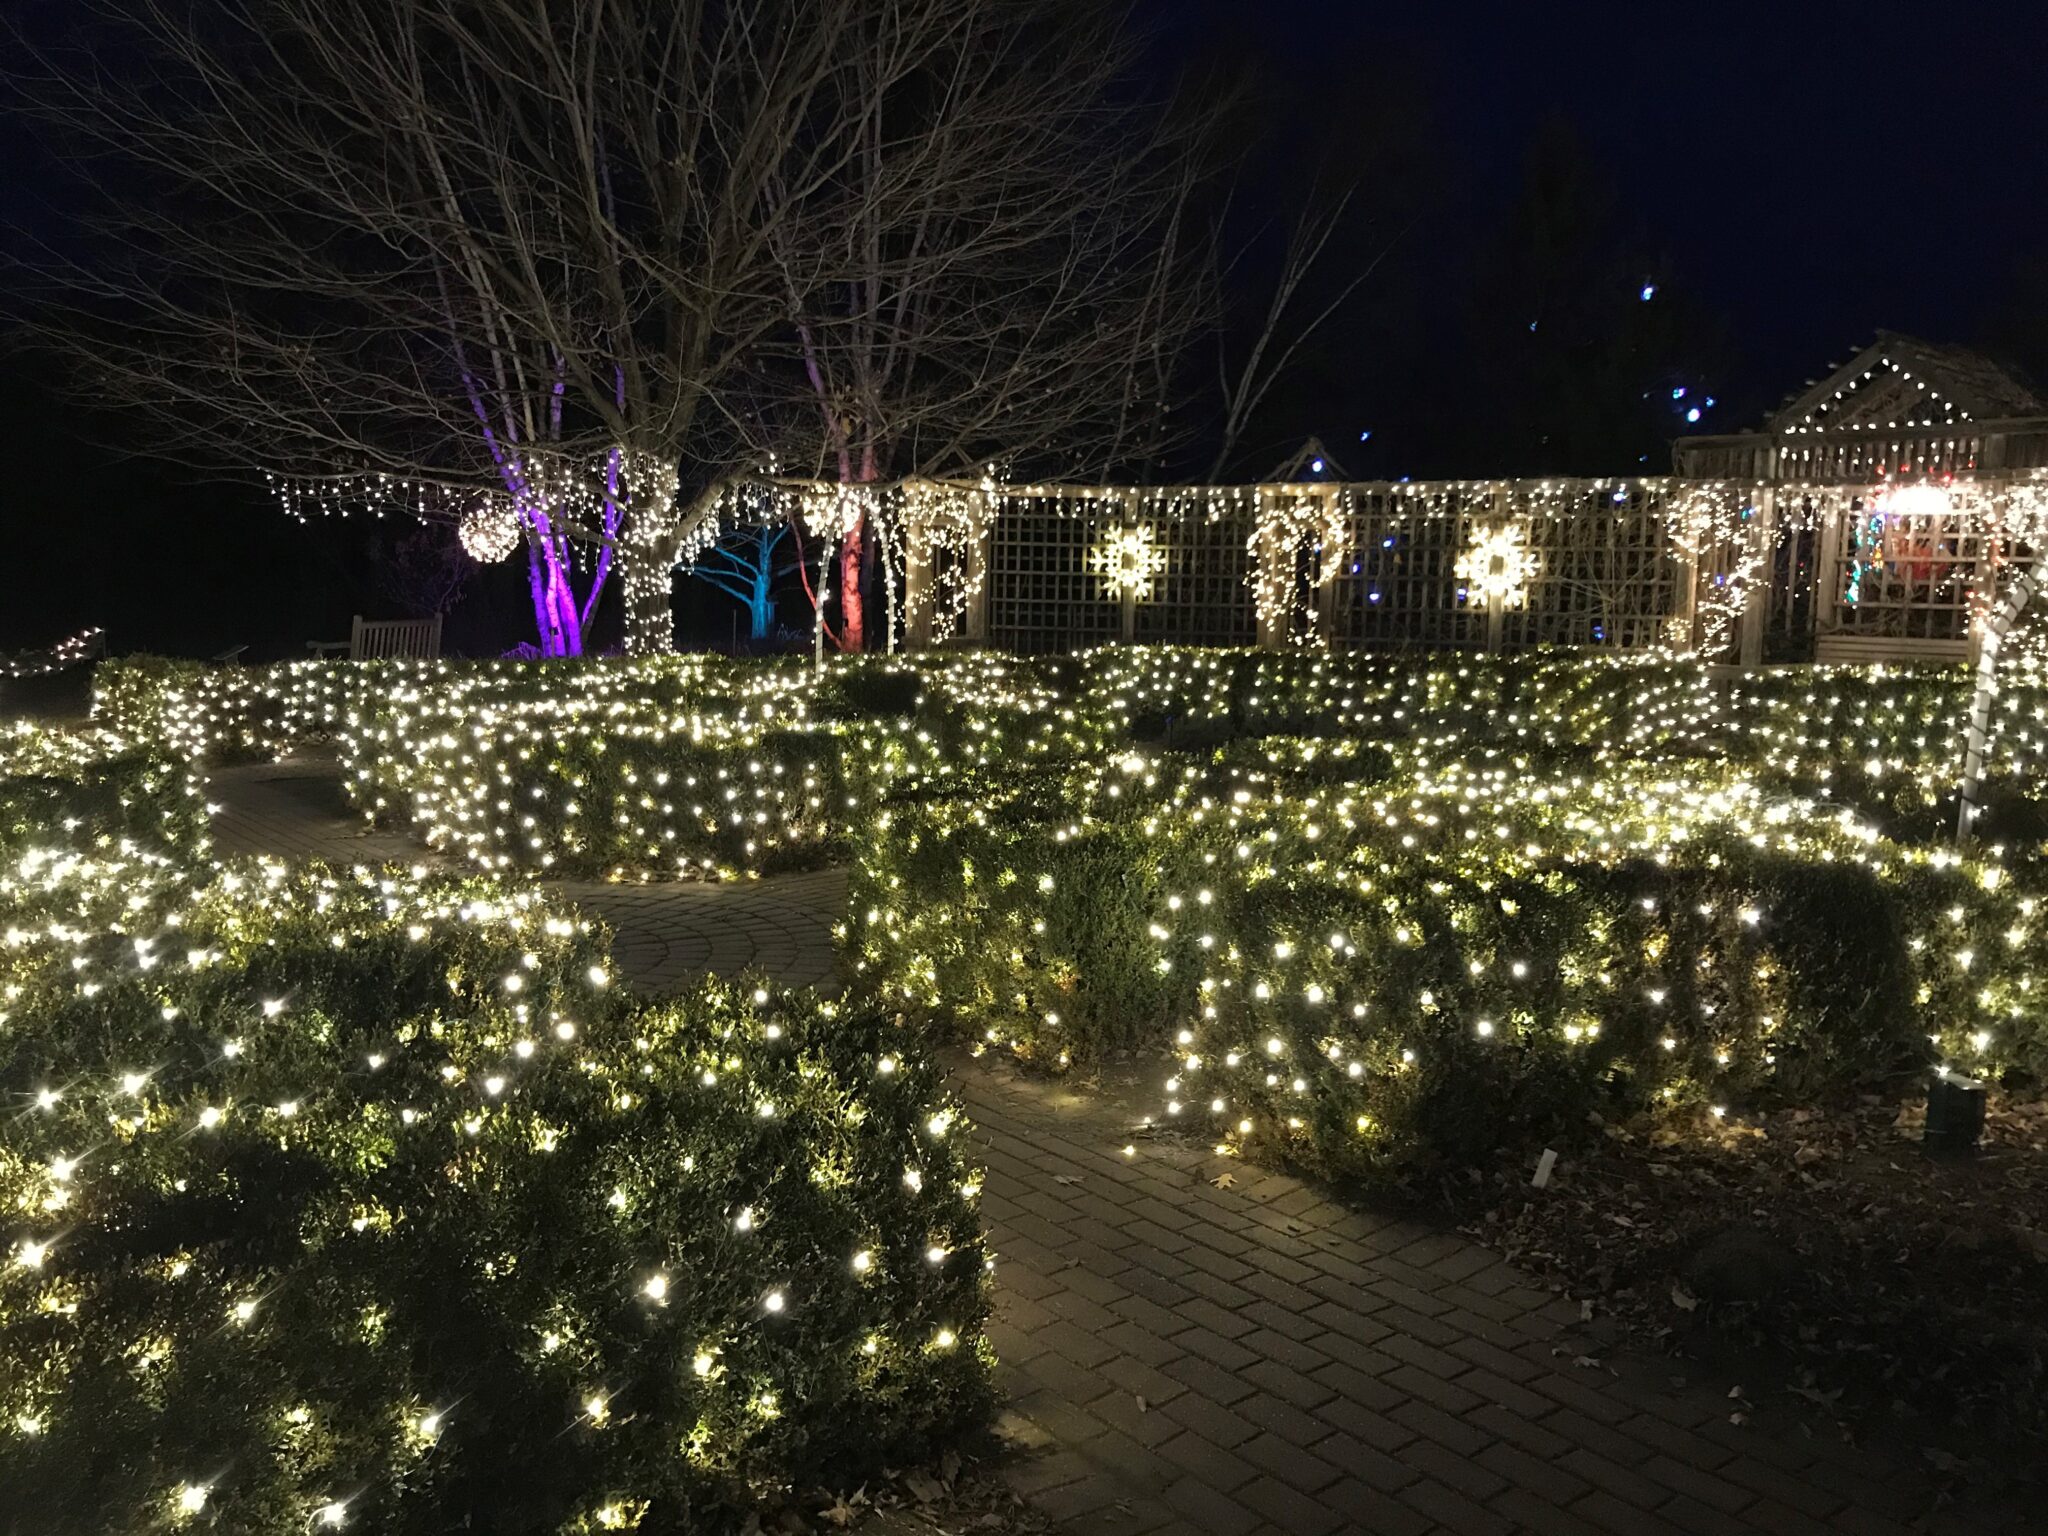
[0,735,994,1528]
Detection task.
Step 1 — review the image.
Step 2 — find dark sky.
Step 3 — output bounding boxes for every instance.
[1156,0,2048,401]
[3,0,2045,656]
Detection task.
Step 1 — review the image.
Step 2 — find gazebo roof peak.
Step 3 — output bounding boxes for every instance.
[1771,332,2043,436]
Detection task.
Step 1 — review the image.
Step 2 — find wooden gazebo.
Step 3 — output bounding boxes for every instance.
[1676,333,2048,663]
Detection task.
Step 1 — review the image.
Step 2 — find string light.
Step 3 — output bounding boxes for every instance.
[0,714,991,1529]
[458,501,522,562]
[1,628,104,681]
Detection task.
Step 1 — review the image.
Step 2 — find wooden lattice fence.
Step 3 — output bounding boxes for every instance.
[979,480,1709,655]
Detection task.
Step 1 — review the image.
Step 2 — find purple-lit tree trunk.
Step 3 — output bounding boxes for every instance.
[457,337,625,655]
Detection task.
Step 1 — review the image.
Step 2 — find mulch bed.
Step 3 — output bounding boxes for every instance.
[1453,1092,2048,1483]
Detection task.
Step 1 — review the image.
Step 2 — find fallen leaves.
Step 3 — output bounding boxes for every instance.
[1455,1088,2048,1449]
[818,1488,867,1527]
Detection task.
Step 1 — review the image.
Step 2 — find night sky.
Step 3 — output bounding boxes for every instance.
[1174,0,2048,393]
[4,0,2045,658]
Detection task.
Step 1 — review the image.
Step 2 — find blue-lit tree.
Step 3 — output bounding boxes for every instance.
[685,522,794,644]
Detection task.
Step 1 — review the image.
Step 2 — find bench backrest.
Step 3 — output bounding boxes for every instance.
[1813,632,1972,666]
[349,615,443,661]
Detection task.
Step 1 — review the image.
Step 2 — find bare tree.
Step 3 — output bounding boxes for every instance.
[751,2,1216,649]
[687,521,796,646]
[371,521,473,625]
[10,0,1211,654]
[1205,184,1407,482]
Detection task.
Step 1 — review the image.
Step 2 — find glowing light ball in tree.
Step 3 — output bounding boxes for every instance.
[459,502,522,563]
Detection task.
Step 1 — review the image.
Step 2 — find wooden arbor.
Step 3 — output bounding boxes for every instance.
[1676,332,2048,665]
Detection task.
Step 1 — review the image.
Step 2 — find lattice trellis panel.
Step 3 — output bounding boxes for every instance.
[985,494,1257,652]
[1326,487,1483,648]
[1135,499,1256,647]
[985,499,1122,652]
[1821,484,2003,643]
[1322,483,1688,650]
[1506,484,1686,649]
[974,479,1734,655]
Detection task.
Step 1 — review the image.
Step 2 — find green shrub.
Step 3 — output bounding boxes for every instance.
[89,655,207,746]
[851,777,1208,1065]
[814,664,923,721]
[0,855,991,1535]
[345,712,903,879]
[91,657,358,763]
[0,725,208,859]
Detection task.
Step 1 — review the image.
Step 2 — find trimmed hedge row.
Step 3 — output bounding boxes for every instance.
[0,723,208,859]
[78,646,2048,1189]
[0,750,993,1535]
[93,646,2048,817]
[854,741,2045,1185]
[335,654,1088,880]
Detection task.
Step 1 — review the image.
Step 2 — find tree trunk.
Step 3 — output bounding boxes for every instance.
[838,514,866,652]
[749,561,773,642]
[620,455,683,657]
[624,554,673,654]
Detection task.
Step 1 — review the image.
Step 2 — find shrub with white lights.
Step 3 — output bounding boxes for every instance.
[0,751,991,1535]
[0,722,209,859]
[84,644,2048,1165]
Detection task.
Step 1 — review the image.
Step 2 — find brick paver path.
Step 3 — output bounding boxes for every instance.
[964,1067,2035,1536]
[207,756,2032,1536]
[209,756,841,991]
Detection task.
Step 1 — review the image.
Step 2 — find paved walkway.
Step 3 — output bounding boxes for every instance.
[208,757,842,991]
[206,757,2032,1536]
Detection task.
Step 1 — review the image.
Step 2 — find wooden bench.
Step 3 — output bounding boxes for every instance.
[319,615,444,662]
[1814,633,1971,666]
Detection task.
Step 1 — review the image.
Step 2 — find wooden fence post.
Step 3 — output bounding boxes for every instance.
[1738,483,1774,667]
[963,520,991,644]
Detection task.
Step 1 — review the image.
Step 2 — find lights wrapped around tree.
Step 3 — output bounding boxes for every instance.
[459,500,523,562]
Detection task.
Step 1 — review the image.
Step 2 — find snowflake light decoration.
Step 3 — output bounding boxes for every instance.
[1455,523,1534,608]
[459,502,522,562]
[1090,524,1165,601]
